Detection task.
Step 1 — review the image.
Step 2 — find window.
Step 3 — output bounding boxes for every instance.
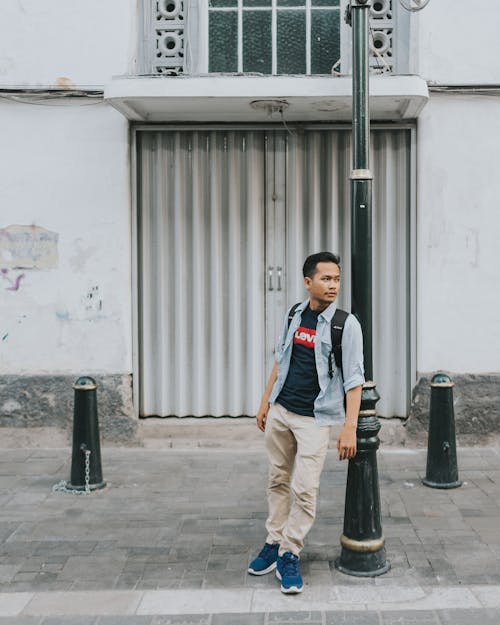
[140,0,407,76]
[208,0,341,75]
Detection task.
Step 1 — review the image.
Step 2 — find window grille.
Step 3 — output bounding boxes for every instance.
[152,0,185,74]
[140,0,406,76]
[369,0,394,72]
[208,0,341,75]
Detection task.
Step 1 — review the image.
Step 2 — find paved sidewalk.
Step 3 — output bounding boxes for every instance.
[0,445,500,624]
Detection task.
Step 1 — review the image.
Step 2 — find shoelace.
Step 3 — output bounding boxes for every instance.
[281,554,299,576]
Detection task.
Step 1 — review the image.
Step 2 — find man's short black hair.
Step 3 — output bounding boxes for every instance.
[302,252,341,278]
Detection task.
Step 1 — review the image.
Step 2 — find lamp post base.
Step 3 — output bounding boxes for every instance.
[422,478,462,489]
[335,546,391,577]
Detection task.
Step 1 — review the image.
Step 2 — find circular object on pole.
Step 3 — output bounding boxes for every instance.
[73,376,97,390]
[431,372,454,388]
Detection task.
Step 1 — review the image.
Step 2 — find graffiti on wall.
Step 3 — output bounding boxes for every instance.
[0,224,58,270]
[1,268,25,291]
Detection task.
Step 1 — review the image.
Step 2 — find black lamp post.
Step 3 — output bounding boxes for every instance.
[335,0,390,577]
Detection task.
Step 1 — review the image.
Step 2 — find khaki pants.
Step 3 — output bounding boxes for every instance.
[264,402,331,557]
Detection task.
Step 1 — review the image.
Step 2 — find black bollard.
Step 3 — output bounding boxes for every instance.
[68,376,106,491]
[335,382,390,576]
[422,373,461,489]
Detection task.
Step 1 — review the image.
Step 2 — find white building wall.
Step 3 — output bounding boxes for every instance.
[0,101,131,376]
[416,0,500,84]
[413,1,500,376]
[416,94,500,373]
[1,0,499,433]
[0,0,137,86]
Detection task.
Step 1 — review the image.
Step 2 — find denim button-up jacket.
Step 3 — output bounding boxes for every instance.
[269,298,365,425]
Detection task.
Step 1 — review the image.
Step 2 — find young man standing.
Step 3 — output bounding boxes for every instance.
[247,252,364,594]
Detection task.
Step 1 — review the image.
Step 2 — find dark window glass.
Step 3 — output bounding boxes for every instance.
[243,11,272,73]
[209,0,237,6]
[277,10,306,74]
[311,9,340,74]
[277,0,304,6]
[311,0,339,5]
[243,0,272,6]
[209,11,238,72]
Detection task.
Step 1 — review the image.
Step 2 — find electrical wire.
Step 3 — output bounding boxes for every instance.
[280,108,295,137]
[0,90,104,107]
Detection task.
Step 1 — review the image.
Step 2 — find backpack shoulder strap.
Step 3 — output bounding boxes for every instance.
[328,309,349,379]
[287,302,301,328]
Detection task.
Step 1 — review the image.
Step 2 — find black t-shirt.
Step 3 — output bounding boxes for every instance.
[276,305,320,417]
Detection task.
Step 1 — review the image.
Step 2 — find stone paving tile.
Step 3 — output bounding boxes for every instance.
[1,447,500,598]
[40,619,98,625]
[151,616,211,625]
[436,608,500,624]
[380,611,440,625]
[0,618,42,625]
[268,613,323,623]
[97,618,153,625]
[324,613,381,625]
[212,614,265,625]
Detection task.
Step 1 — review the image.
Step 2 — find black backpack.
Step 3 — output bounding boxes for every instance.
[287,303,349,380]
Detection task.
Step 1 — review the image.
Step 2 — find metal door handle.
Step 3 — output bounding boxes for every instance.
[277,267,282,291]
[268,266,274,291]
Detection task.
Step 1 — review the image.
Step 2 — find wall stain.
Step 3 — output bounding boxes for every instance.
[1,268,25,291]
[56,310,71,321]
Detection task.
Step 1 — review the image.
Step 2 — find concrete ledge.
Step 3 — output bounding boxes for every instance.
[105,74,429,122]
[0,374,138,443]
[407,372,500,445]
[137,416,407,449]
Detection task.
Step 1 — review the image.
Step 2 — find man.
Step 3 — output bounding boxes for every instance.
[247,252,364,594]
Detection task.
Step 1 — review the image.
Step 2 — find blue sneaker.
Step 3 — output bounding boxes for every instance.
[248,542,279,575]
[276,551,303,594]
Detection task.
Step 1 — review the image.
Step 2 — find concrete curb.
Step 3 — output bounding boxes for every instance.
[1,584,500,617]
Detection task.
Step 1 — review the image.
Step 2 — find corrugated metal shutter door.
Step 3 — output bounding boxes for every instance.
[137,131,266,416]
[137,127,412,418]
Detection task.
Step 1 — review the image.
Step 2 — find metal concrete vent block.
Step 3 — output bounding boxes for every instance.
[369,0,394,72]
[153,0,185,74]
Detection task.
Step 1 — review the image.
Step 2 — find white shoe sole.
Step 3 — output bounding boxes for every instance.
[247,561,277,576]
[276,568,303,594]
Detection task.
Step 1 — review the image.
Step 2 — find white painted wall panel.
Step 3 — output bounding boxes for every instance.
[417,95,500,373]
[416,0,500,84]
[0,0,137,86]
[0,101,132,374]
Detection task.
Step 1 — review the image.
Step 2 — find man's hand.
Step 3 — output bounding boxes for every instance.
[256,363,278,433]
[338,385,362,460]
[337,424,357,461]
[256,403,269,432]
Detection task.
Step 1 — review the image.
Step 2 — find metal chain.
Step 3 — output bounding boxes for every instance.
[84,448,91,494]
[52,448,92,496]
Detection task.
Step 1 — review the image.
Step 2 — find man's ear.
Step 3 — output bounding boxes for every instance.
[304,276,311,288]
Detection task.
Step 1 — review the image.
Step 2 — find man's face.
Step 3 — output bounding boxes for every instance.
[304,262,341,307]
